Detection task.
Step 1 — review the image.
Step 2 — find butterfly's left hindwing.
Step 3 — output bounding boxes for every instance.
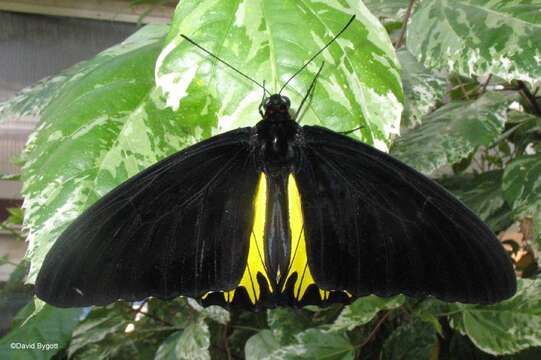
[35,128,260,307]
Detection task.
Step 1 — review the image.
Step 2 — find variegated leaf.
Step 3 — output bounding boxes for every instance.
[21,26,187,283]
[398,48,446,128]
[157,0,403,149]
[363,0,410,23]
[330,295,404,332]
[391,92,511,174]
[407,0,541,85]
[449,279,541,355]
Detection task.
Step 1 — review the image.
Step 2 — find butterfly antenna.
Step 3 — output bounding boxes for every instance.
[279,14,356,95]
[295,62,325,123]
[181,34,271,95]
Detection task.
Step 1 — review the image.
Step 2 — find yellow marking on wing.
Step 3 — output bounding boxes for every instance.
[285,174,321,301]
[224,174,271,304]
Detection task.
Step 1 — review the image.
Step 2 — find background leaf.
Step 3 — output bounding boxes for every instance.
[330,295,404,332]
[157,0,403,148]
[407,0,541,84]
[398,48,446,128]
[381,320,438,360]
[440,170,513,231]
[263,328,355,360]
[391,92,511,174]
[363,0,409,23]
[503,153,541,217]
[449,279,541,355]
[244,330,280,360]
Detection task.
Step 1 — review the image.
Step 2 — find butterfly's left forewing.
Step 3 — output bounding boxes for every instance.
[36,128,261,307]
[293,126,516,304]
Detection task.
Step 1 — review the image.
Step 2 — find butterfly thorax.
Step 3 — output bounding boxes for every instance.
[255,94,300,174]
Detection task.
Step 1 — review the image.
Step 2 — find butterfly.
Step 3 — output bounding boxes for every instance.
[35,16,516,309]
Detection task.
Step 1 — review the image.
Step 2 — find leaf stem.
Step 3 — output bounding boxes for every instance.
[123,302,174,327]
[481,74,492,93]
[395,0,416,48]
[517,80,541,117]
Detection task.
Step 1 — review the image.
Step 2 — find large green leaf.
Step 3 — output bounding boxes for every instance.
[391,92,511,174]
[0,25,168,123]
[0,301,82,360]
[407,0,541,84]
[449,279,541,355]
[398,48,446,128]
[380,320,438,360]
[330,295,404,332]
[20,26,191,283]
[157,0,403,148]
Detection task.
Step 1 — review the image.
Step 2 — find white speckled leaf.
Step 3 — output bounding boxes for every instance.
[391,92,511,174]
[259,329,355,360]
[398,49,446,128]
[244,330,281,360]
[21,25,207,283]
[448,279,541,355]
[330,295,404,332]
[175,318,211,360]
[0,25,168,123]
[407,0,541,85]
[156,0,403,149]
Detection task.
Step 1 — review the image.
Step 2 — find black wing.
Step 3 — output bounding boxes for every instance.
[36,128,259,307]
[294,126,516,304]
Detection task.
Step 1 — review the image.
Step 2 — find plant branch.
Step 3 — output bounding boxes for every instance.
[481,74,492,93]
[124,302,174,327]
[517,80,541,117]
[357,311,392,349]
[395,0,416,48]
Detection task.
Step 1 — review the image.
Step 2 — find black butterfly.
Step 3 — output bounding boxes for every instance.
[35,16,516,309]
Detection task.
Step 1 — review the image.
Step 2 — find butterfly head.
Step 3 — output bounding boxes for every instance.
[263,94,291,121]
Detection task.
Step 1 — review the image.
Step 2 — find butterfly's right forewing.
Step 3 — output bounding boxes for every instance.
[36,128,260,307]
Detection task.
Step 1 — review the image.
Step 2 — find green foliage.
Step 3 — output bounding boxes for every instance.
[391,92,512,174]
[381,320,438,360]
[407,0,541,85]
[449,279,541,355]
[1,0,540,359]
[0,300,82,360]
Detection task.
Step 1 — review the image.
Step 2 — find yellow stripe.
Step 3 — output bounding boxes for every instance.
[224,174,271,304]
[285,175,320,300]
